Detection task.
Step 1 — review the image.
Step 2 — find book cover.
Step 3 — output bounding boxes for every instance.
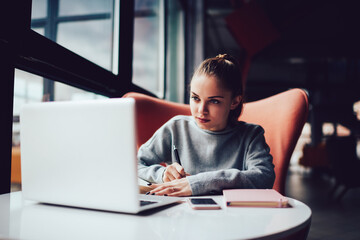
[223,189,288,208]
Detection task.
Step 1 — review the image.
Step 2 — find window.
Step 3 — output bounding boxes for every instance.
[133,0,164,97]
[31,0,115,72]
[28,0,185,101]
[13,0,186,147]
[29,0,116,102]
[132,0,185,101]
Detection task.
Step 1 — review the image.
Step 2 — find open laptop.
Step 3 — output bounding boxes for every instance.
[20,98,182,214]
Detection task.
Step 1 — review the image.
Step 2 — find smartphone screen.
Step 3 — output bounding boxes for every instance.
[188,198,221,210]
[190,198,218,205]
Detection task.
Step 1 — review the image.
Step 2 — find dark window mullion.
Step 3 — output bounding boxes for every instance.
[134,10,157,18]
[41,0,59,101]
[16,30,119,97]
[31,19,47,28]
[56,13,111,23]
[110,0,115,75]
[31,14,111,29]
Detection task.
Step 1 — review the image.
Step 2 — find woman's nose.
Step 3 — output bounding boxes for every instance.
[198,102,208,114]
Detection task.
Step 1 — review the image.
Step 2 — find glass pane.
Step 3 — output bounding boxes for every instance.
[33,27,45,36]
[132,16,160,95]
[55,82,108,101]
[59,0,112,16]
[13,69,44,149]
[57,20,112,70]
[31,0,47,19]
[13,70,44,117]
[166,0,185,102]
[135,0,158,12]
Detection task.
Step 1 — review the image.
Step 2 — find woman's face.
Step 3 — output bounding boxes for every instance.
[190,74,241,132]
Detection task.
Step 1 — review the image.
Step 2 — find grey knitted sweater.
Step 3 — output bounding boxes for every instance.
[137,115,275,195]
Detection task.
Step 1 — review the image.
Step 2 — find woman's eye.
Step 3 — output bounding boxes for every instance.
[210,99,220,104]
[191,96,200,101]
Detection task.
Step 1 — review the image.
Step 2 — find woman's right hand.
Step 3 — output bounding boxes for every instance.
[163,162,190,182]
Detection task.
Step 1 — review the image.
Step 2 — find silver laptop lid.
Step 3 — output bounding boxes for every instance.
[20,98,141,213]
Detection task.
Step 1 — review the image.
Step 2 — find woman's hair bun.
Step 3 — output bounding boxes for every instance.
[216,53,239,65]
[216,53,229,59]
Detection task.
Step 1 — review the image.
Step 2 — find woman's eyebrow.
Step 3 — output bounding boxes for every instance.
[191,92,224,99]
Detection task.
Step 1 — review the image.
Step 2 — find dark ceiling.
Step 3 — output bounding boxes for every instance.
[205,0,360,140]
[206,0,360,58]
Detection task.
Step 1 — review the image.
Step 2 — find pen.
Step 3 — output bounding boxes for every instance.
[173,145,182,165]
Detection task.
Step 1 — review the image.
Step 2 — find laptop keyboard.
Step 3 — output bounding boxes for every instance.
[140,200,157,206]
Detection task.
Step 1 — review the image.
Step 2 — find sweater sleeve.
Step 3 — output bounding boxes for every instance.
[187,127,275,195]
[137,124,172,184]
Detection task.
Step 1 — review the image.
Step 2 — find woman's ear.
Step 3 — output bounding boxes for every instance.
[230,95,242,110]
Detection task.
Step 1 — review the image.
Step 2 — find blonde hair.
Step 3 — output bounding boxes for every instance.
[191,54,244,124]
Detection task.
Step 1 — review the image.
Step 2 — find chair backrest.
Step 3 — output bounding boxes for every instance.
[240,89,309,194]
[123,88,309,195]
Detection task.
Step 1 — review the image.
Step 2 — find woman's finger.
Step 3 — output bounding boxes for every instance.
[147,185,169,195]
[148,178,192,197]
[164,169,176,181]
[174,164,186,177]
[163,175,171,182]
[152,186,177,196]
[163,164,183,182]
[168,166,182,179]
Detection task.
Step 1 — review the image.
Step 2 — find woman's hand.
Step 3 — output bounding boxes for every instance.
[148,178,192,197]
[163,162,190,182]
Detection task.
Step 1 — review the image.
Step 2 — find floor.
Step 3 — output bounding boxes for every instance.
[285,168,360,240]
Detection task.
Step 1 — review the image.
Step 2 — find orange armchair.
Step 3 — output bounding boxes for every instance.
[240,89,309,195]
[123,88,309,195]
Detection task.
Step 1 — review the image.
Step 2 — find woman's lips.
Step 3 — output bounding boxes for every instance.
[196,117,210,123]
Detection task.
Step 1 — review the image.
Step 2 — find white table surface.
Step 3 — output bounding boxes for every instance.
[0,191,311,240]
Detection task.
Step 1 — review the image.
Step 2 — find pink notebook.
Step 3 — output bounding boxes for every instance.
[223,189,288,208]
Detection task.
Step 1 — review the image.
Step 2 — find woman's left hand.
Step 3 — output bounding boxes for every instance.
[148,178,192,197]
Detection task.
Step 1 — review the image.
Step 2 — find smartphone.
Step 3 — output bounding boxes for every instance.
[187,198,221,210]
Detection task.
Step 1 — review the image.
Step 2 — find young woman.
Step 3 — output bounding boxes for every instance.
[137,54,275,196]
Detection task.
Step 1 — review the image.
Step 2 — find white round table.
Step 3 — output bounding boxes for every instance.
[0,192,311,240]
